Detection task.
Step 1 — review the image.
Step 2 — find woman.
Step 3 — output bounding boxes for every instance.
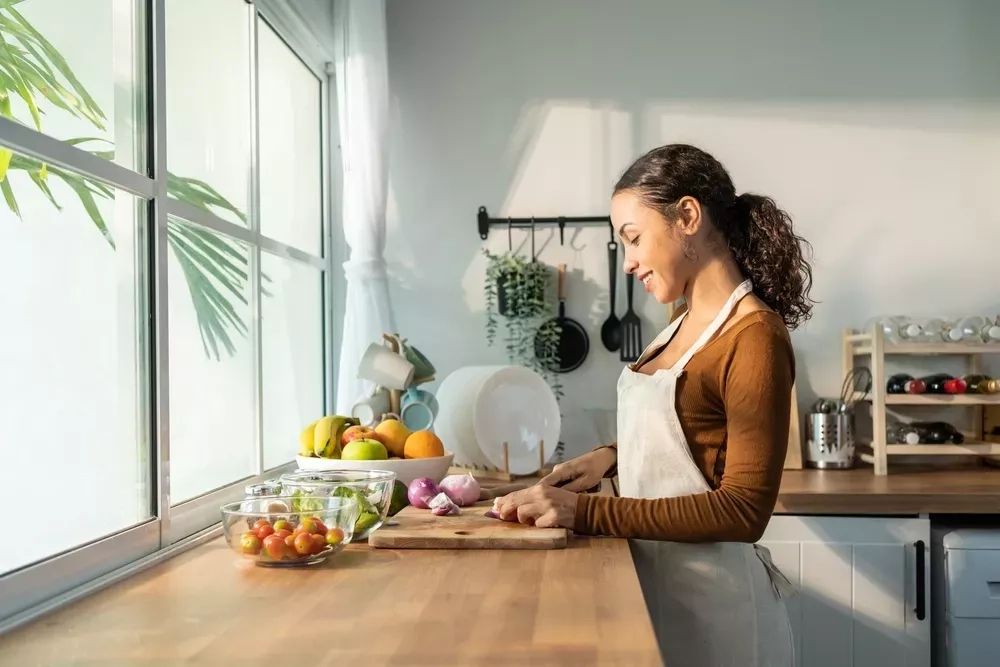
[496,143,813,666]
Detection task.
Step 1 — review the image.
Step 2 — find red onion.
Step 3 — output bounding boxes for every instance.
[407,477,440,509]
[428,492,460,516]
[438,473,480,507]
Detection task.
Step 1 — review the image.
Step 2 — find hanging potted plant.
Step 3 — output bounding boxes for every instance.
[482,246,563,402]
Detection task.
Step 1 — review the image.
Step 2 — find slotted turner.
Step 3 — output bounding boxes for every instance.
[620,274,642,362]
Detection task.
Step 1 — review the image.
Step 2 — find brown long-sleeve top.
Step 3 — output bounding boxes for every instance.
[574,311,794,543]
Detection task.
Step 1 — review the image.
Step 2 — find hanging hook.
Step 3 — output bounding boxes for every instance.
[507,217,513,252]
[609,221,616,243]
[558,216,566,246]
[530,217,536,261]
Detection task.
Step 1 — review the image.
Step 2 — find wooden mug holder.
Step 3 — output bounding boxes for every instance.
[448,440,553,482]
[380,333,435,416]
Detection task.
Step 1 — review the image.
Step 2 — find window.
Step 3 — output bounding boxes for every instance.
[0,0,332,627]
[0,154,150,577]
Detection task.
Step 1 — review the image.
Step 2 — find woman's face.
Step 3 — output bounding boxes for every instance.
[611,190,695,305]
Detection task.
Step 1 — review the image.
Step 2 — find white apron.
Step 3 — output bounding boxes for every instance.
[617,279,796,667]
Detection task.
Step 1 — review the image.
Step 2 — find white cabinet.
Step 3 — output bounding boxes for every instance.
[759,516,930,667]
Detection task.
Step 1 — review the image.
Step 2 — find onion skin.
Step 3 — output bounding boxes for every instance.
[438,474,480,507]
[407,477,440,509]
[428,492,460,516]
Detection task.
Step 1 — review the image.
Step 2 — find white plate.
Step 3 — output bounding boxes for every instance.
[472,366,561,476]
[294,452,454,486]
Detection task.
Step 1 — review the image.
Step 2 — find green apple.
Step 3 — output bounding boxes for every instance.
[341,439,388,461]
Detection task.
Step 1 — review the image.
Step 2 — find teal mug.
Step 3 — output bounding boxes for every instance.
[400,387,439,432]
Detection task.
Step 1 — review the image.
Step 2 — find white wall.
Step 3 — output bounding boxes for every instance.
[384,0,1000,459]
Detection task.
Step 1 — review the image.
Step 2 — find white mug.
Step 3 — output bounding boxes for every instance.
[357,342,415,391]
[351,386,391,427]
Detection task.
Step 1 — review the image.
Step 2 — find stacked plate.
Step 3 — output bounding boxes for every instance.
[434,366,561,476]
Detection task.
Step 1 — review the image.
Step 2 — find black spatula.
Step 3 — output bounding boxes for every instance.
[619,274,642,362]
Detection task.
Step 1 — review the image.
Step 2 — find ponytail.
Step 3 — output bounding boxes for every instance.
[727,192,814,329]
[614,144,814,330]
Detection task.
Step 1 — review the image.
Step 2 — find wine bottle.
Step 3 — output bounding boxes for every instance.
[912,421,965,444]
[965,375,1000,394]
[887,423,920,445]
[865,316,922,343]
[921,374,967,394]
[886,374,927,394]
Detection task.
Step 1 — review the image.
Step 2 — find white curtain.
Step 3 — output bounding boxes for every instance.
[333,0,395,413]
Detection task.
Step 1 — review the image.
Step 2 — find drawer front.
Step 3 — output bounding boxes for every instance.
[947,549,1000,619]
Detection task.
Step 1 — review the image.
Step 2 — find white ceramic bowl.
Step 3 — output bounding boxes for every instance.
[294,452,454,486]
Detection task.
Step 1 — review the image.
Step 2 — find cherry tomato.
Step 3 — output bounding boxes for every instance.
[256,524,275,540]
[273,529,291,541]
[311,519,328,535]
[263,534,287,560]
[299,518,320,535]
[325,528,345,546]
[284,534,297,549]
[241,533,262,555]
[252,519,271,532]
[273,519,293,532]
[293,532,314,556]
[311,533,326,553]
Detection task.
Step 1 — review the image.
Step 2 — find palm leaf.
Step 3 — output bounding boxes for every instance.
[4,6,105,126]
[0,31,41,129]
[0,175,19,216]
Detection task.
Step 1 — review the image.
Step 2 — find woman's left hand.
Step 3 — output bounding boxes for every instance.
[495,484,578,528]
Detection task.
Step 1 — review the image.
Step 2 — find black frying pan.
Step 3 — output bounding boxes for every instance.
[535,262,589,373]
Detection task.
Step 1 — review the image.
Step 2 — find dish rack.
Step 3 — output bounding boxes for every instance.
[843,326,1000,475]
[448,441,554,482]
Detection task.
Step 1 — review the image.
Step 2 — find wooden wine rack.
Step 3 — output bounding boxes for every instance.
[843,326,1000,475]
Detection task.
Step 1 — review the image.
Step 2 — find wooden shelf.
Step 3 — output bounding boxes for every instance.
[882,394,1000,406]
[852,341,1000,356]
[886,442,1000,456]
[844,325,1000,476]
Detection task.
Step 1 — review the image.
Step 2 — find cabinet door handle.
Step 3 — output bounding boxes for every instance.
[914,540,926,621]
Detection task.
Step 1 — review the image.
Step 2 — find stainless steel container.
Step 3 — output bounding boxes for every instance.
[805,411,855,469]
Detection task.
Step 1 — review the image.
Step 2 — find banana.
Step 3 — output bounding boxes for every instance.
[299,419,320,457]
[313,415,359,458]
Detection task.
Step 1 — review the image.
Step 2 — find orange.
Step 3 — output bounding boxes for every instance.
[375,418,411,458]
[403,430,445,459]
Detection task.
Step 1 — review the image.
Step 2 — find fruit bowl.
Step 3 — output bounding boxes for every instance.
[220,495,358,567]
[294,452,454,486]
[279,469,398,541]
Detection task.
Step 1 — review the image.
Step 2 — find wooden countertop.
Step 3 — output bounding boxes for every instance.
[775,465,1000,515]
[0,536,662,666]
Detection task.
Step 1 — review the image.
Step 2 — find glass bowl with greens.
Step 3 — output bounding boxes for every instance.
[279,470,397,540]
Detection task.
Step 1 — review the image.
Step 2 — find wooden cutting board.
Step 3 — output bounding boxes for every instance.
[368,500,568,550]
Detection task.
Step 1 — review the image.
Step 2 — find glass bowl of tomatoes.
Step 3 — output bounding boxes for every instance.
[279,469,397,541]
[220,495,359,567]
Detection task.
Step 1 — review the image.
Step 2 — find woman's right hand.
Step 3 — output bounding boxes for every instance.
[538,446,616,493]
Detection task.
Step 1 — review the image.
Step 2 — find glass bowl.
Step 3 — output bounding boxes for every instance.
[220,495,358,567]
[279,469,397,541]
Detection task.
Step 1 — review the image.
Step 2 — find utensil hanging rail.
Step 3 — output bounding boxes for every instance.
[477,206,611,242]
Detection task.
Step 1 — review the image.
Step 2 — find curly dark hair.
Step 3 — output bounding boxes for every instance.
[613,144,814,330]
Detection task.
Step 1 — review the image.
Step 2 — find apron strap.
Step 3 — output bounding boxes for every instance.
[673,279,753,371]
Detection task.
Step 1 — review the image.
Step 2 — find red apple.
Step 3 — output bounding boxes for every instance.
[341,425,383,446]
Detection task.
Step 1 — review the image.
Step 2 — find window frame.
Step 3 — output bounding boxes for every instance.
[0,0,335,632]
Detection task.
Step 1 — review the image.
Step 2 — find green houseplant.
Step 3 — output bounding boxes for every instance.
[0,2,254,360]
[482,248,563,401]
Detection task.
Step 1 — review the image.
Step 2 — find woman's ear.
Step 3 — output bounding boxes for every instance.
[673,196,703,236]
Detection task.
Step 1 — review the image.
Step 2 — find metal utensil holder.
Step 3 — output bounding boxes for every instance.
[805,411,855,469]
